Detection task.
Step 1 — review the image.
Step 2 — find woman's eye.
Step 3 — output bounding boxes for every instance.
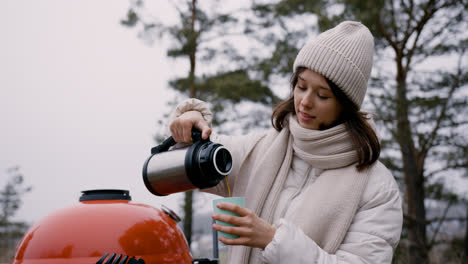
[318,94,329,99]
[297,85,306,91]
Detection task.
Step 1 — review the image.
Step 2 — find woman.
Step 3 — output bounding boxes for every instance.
[169,21,403,264]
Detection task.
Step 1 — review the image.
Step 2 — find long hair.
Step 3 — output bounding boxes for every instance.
[271,67,380,171]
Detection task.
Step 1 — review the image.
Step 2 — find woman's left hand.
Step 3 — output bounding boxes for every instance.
[212,202,277,249]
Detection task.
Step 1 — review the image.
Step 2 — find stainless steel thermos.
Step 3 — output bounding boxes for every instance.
[142,129,232,196]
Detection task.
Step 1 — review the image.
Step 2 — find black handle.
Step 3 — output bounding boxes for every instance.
[150,136,176,154]
[151,128,205,154]
[191,128,204,142]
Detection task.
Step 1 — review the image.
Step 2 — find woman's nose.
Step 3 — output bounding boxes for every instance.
[301,92,314,108]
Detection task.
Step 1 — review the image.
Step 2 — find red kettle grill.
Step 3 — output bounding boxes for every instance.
[11,189,195,264]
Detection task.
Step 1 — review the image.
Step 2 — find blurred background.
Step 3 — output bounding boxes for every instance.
[1,0,467,263]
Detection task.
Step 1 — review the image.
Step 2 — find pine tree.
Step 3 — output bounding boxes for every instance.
[0,167,32,261]
[121,0,278,247]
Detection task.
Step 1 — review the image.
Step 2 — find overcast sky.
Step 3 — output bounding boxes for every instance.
[0,0,224,223]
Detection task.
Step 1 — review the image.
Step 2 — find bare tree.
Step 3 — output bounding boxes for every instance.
[244,0,468,262]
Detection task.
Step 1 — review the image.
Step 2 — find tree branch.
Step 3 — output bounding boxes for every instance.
[426,161,468,179]
[368,93,399,140]
[389,0,399,42]
[420,50,465,156]
[408,4,464,67]
[428,200,454,248]
[403,0,438,71]
[376,3,399,52]
[400,0,415,43]
[199,31,252,43]
[427,216,467,223]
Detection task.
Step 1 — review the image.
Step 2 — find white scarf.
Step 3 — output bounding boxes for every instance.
[232,115,370,264]
[289,115,358,169]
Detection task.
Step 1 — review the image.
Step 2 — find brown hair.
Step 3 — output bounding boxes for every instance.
[271,67,380,171]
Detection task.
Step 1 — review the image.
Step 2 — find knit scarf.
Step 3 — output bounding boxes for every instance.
[232,115,371,264]
[289,115,358,169]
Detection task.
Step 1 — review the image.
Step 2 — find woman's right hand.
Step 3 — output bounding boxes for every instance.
[169,111,212,143]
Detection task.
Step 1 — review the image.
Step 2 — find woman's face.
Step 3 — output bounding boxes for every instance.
[294,69,342,130]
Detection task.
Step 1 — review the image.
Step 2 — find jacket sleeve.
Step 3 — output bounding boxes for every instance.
[167,98,264,197]
[261,176,403,264]
[166,98,214,131]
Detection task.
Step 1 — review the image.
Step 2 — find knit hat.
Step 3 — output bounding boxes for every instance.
[293,21,374,108]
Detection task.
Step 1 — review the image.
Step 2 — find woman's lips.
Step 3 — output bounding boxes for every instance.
[299,112,315,122]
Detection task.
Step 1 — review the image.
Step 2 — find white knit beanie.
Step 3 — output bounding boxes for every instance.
[293,21,374,108]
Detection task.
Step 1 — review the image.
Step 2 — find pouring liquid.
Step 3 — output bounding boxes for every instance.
[226,177,231,197]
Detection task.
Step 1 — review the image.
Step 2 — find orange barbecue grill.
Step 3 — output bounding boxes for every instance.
[11,190,216,264]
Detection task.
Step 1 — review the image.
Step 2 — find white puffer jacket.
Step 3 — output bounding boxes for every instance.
[171,98,403,264]
[260,154,402,263]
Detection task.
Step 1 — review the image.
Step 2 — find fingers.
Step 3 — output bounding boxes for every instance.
[196,121,212,140]
[182,121,193,143]
[217,235,251,246]
[212,213,245,227]
[169,119,181,142]
[215,202,250,217]
[211,209,277,249]
[169,111,210,143]
[212,223,248,236]
[211,203,254,235]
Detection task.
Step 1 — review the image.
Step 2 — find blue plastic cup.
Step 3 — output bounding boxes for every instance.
[213,197,245,239]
